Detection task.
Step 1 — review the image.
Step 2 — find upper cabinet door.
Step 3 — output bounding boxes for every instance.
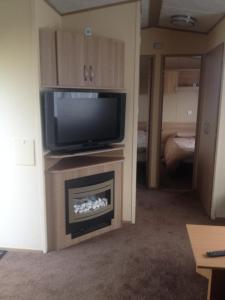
[56,30,87,87]
[39,29,57,87]
[87,36,125,89]
[114,40,125,89]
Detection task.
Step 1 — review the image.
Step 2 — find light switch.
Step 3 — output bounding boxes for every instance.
[14,139,35,166]
[187,110,193,116]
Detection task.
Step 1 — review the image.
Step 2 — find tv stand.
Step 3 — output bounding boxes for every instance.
[45,144,124,159]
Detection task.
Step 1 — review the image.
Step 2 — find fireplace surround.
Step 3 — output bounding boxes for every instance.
[45,155,123,251]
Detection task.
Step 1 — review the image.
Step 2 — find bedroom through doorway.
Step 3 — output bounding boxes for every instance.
[137,55,153,186]
[159,55,202,190]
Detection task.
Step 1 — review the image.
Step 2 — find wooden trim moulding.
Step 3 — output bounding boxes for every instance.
[43,0,61,15]
[148,0,162,28]
[156,53,203,189]
[145,55,155,188]
[207,13,225,34]
[141,25,208,36]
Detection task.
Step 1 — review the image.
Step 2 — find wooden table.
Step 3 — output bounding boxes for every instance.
[186,225,225,300]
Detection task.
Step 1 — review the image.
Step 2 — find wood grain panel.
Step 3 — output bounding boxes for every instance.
[57,30,87,86]
[88,36,125,89]
[164,70,178,94]
[39,29,57,86]
[86,36,101,87]
[45,156,123,251]
[178,69,200,87]
[196,44,223,216]
[114,40,125,88]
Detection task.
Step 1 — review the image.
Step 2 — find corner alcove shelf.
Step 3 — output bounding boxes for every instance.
[44,144,124,251]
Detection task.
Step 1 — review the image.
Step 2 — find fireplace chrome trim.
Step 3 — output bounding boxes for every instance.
[68,179,114,223]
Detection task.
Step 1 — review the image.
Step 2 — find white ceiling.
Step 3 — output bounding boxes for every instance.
[159,0,225,33]
[46,0,225,33]
[47,0,130,14]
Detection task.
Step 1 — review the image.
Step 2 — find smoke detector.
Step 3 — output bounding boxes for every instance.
[170,15,196,28]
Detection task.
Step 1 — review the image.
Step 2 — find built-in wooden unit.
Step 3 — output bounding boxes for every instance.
[45,147,124,251]
[39,29,57,87]
[40,27,126,250]
[39,28,125,89]
[164,69,200,93]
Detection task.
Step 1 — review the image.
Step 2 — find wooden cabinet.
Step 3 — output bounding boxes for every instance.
[164,69,200,94]
[39,29,125,89]
[178,69,200,87]
[57,30,87,87]
[164,70,178,94]
[39,29,57,86]
[93,37,125,88]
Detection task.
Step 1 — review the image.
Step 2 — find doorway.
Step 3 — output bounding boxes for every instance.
[137,55,153,186]
[159,55,202,190]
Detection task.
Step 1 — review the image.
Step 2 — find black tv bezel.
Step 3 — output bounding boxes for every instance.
[41,89,126,153]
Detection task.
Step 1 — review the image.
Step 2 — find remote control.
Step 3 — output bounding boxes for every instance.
[206,250,225,257]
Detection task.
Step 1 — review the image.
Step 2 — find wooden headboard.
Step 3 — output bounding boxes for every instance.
[162,122,196,134]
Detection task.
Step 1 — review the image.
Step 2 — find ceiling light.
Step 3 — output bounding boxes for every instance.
[170,15,196,28]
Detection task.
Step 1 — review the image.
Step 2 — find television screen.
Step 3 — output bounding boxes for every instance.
[42,90,126,153]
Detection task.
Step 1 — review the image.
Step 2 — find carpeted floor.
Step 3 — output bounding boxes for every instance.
[0,187,220,300]
[160,161,193,190]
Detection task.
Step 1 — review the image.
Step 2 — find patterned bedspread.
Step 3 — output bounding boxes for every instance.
[164,137,195,170]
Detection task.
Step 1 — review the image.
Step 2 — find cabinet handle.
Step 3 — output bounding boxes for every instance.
[83,65,88,81]
[89,65,94,82]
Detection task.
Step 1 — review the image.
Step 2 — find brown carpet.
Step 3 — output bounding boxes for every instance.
[0,187,221,300]
[160,161,193,190]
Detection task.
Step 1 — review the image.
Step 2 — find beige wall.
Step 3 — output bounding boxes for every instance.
[62,2,140,222]
[141,28,208,187]
[0,0,60,251]
[207,20,225,218]
[163,88,199,123]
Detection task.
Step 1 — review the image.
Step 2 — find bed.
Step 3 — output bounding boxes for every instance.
[163,134,195,171]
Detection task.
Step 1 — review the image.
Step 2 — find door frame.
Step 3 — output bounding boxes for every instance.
[196,44,224,218]
[156,53,204,189]
[138,54,155,186]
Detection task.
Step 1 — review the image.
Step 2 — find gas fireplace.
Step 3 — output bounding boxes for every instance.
[65,171,114,238]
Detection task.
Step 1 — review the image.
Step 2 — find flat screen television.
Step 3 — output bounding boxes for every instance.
[41,89,126,153]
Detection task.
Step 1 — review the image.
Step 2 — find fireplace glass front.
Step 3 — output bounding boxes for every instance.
[65,171,114,238]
